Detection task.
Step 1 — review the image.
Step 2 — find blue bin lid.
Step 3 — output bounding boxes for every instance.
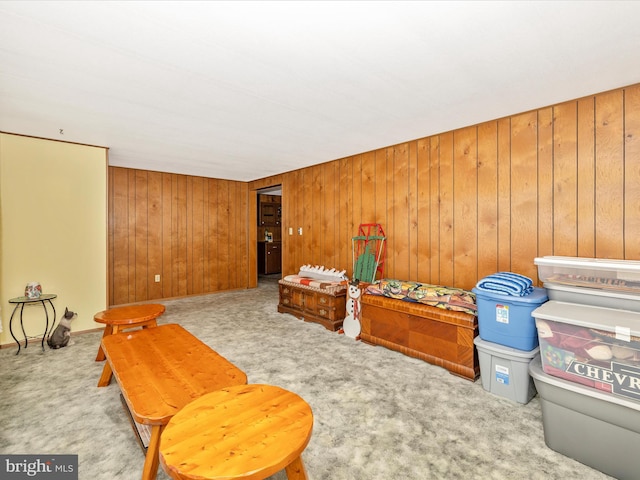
[472,286,548,304]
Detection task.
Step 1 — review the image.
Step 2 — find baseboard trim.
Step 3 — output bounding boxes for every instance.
[0,326,104,349]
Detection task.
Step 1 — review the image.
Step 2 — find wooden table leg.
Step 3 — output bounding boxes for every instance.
[142,425,163,480]
[97,326,121,386]
[285,456,308,480]
[97,361,114,387]
[141,320,157,329]
[95,324,113,361]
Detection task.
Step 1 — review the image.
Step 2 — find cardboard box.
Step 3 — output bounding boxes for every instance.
[529,356,640,480]
[473,287,548,351]
[532,300,640,402]
[474,336,538,404]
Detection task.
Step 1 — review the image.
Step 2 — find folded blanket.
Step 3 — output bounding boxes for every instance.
[282,274,346,292]
[475,272,534,296]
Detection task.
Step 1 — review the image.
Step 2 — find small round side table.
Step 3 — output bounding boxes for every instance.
[94,303,165,386]
[160,384,314,480]
[8,294,57,355]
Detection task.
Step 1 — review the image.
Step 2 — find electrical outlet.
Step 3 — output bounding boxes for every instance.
[298,227,303,235]
[154,274,161,282]
[289,227,293,235]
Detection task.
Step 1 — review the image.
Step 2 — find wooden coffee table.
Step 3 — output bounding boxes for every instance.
[160,384,313,480]
[95,303,166,385]
[99,323,247,480]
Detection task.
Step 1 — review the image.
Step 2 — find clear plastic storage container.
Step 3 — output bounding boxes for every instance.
[544,282,640,312]
[532,300,640,402]
[530,356,640,480]
[535,256,640,294]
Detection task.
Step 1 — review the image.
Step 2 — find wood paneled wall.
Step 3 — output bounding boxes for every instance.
[108,168,249,306]
[110,83,640,304]
[275,83,640,290]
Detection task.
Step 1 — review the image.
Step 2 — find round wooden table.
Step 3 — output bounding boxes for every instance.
[159,384,314,480]
[94,303,165,386]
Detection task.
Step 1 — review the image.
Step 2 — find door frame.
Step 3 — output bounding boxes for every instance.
[252,184,283,287]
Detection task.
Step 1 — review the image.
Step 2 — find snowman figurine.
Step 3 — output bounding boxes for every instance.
[343,280,362,339]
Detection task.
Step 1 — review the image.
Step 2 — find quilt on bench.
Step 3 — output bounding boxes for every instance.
[364,279,477,315]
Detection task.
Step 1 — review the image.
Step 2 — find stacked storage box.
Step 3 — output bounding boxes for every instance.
[531,256,640,480]
[473,337,539,404]
[472,274,548,404]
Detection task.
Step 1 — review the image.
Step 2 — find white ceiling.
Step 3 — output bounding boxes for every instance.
[1,1,640,182]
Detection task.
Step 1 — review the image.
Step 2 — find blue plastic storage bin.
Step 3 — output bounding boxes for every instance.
[472,286,548,351]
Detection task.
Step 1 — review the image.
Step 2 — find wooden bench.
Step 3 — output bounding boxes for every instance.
[360,294,479,381]
[94,303,166,386]
[99,323,247,480]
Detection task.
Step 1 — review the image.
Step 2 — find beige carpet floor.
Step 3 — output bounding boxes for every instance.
[0,277,613,479]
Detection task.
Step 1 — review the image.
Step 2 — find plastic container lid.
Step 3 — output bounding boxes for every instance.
[472,286,548,304]
[535,256,640,271]
[532,300,640,337]
[474,336,540,358]
[543,282,640,299]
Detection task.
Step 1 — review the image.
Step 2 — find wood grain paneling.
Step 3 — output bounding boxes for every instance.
[407,141,419,281]
[625,84,640,259]
[452,126,477,288]
[496,117,512,273]
[269,83,640,290]
[112,83,640,300]
[323,161,339,269]
[310,165,322,266]
[392,143,410,281]
[384,148,396,277]
[537,107,554,259]
[416,138,431,281]
[374,149,389,276]
[108,168,249,306]
[477,121,498,280]
[338,159,351,274]
[510,111,538,280]
[595,90,625,258]
[147,172,163,300]
[428,137,440,282]
[553,102,578,256]
[361,151,376,233]
[576,97,596,257]
[438,132,455,286]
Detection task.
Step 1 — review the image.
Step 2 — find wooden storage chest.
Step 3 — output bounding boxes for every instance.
[278,279,346,331]
[360,294,479,381]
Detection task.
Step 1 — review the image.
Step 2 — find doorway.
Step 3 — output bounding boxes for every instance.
[256,185,282,285]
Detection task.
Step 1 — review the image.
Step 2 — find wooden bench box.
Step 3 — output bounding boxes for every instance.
[278,280,346,331]
[360,294,479,381]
